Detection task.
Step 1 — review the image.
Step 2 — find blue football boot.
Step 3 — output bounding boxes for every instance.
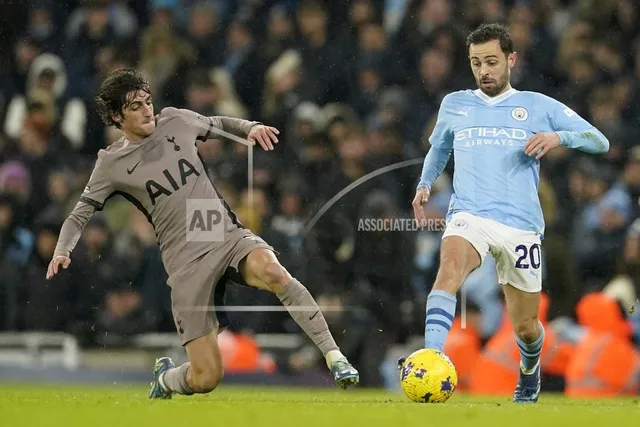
[330,359,359,389]
[148,357,175,399]
[513,364,541,403]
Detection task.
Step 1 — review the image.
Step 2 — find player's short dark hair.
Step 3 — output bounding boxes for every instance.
[466,23,514,56]
[95,68,150,129]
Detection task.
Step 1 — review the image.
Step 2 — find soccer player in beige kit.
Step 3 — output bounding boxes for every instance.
[46,68,359,398]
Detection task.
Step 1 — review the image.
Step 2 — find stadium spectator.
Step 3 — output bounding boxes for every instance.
[0,192,34,330]
[185,2,223,68]
[19,216,70,332]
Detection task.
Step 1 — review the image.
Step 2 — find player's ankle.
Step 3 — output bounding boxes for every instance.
[158,371,169,392]
[325,349,346,368]
[520,361,539,375]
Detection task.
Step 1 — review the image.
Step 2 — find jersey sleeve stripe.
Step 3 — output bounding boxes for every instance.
[201,117,214,141]
[80,196,105,211]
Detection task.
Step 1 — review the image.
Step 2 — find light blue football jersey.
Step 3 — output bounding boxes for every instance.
[418,88,609,237]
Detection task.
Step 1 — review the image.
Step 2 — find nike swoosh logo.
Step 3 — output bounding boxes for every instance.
[127,160,141,174]
[309,311,319,320]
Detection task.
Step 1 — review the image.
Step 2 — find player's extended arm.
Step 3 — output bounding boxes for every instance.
[46,201,97,279]
[528,100,611,159]
[166,108,260,140]
[211,116,279,151]
[549,99,610,154]
[211,116,261,138]
[417,94,455,190]
[417,147,452,191]
[47,149,112,280]
[167,108,279,150]
[53,201,97,257]
[555,128,610,154]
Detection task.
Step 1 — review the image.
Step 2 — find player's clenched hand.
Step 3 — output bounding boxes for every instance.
[248,125,280,151]
[46,255,71,280]
[412,187,431,227]
[524,132,561,160]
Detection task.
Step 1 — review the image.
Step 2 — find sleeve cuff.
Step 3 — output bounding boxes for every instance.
[80,196,104,211]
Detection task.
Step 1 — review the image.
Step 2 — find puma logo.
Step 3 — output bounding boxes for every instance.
[166,135,181,151]
[127,159,141,174]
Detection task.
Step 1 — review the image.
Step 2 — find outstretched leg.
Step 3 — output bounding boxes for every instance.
[398,231,483,372]
[425,235,481,350]
[239,248,359,388]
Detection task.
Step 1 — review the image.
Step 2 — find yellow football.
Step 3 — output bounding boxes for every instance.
[399,348,458,403]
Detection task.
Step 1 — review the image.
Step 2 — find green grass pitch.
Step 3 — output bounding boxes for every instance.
[1,384,637,427]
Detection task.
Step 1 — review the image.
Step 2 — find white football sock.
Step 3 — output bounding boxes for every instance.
[325,350,346,368]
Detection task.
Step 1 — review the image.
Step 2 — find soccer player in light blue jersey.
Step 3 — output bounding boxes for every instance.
[404,23,609,403]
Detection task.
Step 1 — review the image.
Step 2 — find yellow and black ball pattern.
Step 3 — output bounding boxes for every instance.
[400,349,458,403]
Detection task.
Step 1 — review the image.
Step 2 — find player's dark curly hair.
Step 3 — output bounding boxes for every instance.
[95,68,150,129]
[466,23,514,56]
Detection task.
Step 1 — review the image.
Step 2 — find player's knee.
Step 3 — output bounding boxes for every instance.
[191,365,223,393]
[513,316,540,343]
[261,262,292,293]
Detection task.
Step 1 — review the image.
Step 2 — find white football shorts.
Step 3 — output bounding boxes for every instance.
[442,212,542,292]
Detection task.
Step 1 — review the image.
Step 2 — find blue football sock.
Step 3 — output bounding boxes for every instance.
[516,321,545,374]
[424,290,457,350]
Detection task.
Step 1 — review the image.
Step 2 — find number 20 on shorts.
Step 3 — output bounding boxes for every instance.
[514,243,541,269]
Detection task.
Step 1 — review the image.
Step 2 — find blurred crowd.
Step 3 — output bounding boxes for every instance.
[0,0,639,388]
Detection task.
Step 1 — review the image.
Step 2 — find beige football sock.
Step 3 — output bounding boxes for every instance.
[276,278,341,361]
[160,362,194,395]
